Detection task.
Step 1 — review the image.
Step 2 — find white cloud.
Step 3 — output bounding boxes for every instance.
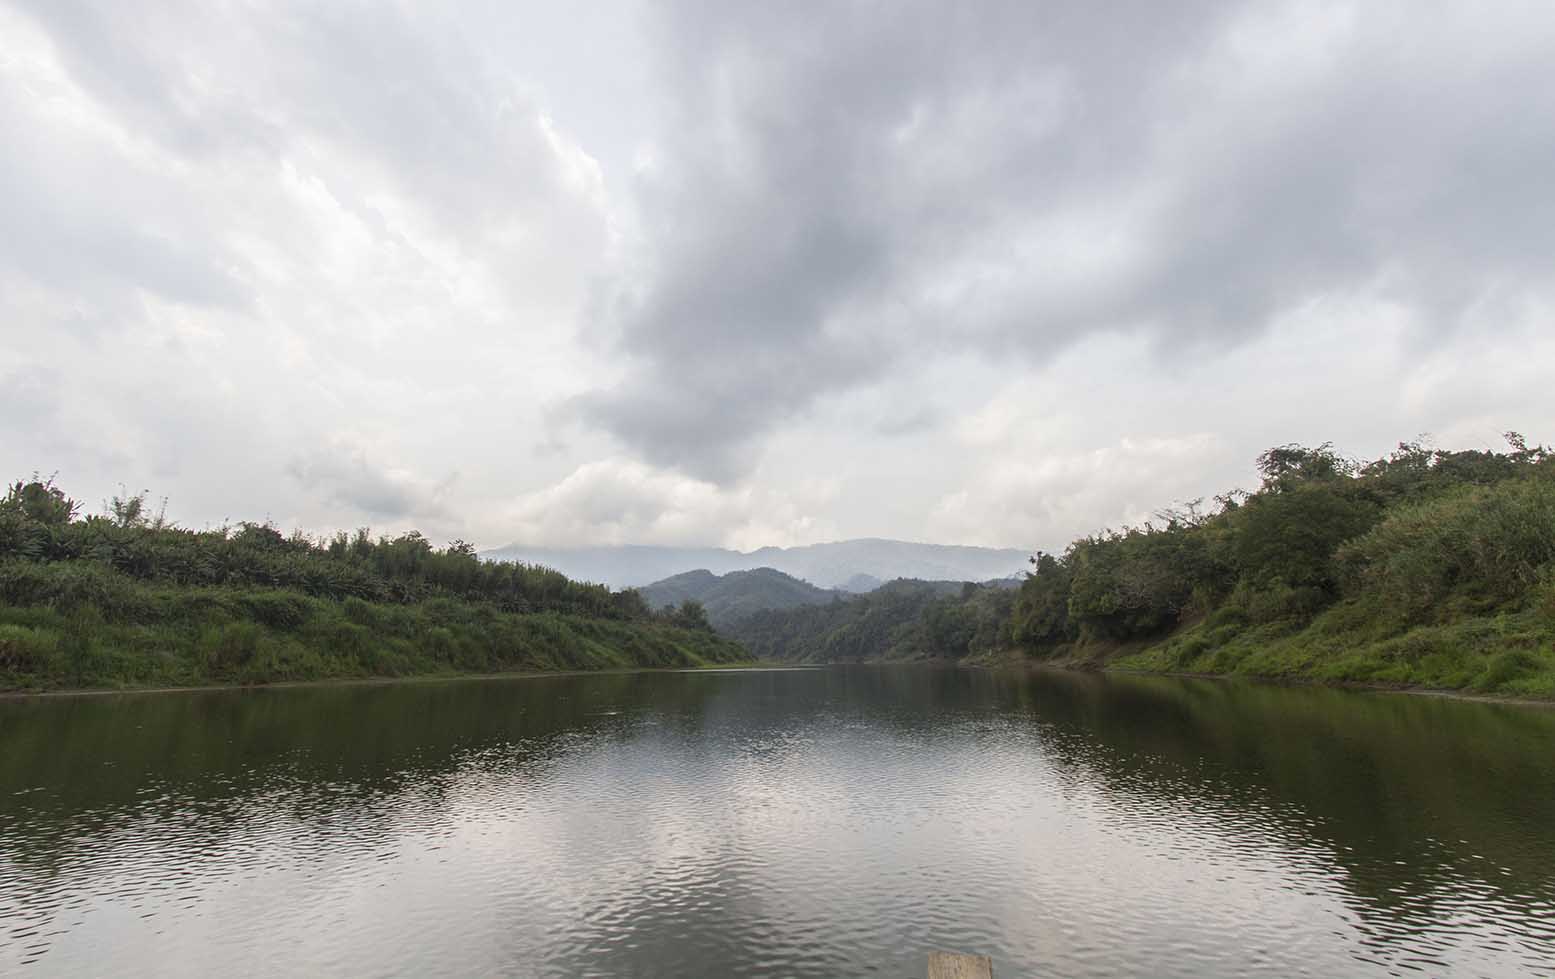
[501,459,837,550]
[3,0,1554,554]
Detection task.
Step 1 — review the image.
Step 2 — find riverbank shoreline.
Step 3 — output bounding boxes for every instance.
[0,660,804,701]
[7,654,1550,708]
[968,654,1555,709]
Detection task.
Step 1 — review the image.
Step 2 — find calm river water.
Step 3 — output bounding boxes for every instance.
[2,667,1553,977]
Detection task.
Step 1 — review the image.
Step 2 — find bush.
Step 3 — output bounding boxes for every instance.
[0,623,59,674]
[1473,648,1544,693]
[1231,484,1380,592]
[1245,583,1330,625]
[1532,567,1555,623]
[202,621,264,673]
[417,626,451,661]
[1339,478,1555,622]
[238,591,313,631]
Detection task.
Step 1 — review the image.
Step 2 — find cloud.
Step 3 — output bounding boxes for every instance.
[0,0,612,541]
[929,434,1224,550]
[3,0,1553,553]
[501,458,837,550]
[577,0,1555,480]
[287,445,453,522]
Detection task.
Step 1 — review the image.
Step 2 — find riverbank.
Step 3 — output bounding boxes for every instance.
[964,617,1555,706]
[0,660,805,700]
[0,572,749,693]
[1118,603,1554,699]
[1,479,757,693]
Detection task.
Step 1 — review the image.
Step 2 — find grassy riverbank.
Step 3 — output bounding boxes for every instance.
[1008,437,1555,698]
[1108,603,1555,698]
[0,581,746,692]
[0,480,747,692]
[964,613,1555,702]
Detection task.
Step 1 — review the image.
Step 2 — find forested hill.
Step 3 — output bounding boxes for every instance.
[645,566,1022,635]
[639,567,837,629]
[0,481,746,691]
[726,578,1016,663]
[735,435,1555,699]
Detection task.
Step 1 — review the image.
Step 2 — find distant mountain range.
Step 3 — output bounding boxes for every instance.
[638,567,1023,630]
[479,538,1031,590]
[639,568,838,629]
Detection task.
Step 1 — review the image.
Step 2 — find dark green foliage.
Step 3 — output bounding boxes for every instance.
[732,433,1555,696]
[1229,484,1380,592]
[1094,436,1554,697]
[1011,552,1070,647]
[1337,478,1555,623]
[671,599,714,632]
[726,579,1014,663]
[1065,522,1223,641]
[0,496,642,617]
[1010,435,1553,657]
[0,482,748,690]
[2,476,79,528]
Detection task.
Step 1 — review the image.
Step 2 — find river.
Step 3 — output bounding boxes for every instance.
[2,667,1552,976]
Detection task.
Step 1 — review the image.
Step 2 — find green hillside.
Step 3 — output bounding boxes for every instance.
[0,480,747,691]
[726,578,1013,662]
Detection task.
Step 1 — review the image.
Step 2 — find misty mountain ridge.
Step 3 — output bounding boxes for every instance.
[639,567,838,629]
[480,537,1031,590]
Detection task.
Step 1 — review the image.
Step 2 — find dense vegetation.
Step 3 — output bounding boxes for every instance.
[740,435,1555,698]
[0,480,745,691]
[727,578,1017,663]
[640,567,839,629]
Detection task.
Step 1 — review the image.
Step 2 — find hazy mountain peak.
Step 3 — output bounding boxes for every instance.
[481,538,1029,590]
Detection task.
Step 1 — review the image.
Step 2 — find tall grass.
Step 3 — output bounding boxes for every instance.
[0,561,745,691]
[0,478,746,691]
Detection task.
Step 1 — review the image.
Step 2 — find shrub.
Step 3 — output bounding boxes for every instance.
[422,626,457,662]
[238,591,313,631]
[1339,478,1555,622]
[0,623,59,674]
[1245,584,1330,625]
[1533,567,1555,623]
[1231,484,1380,592]
[1473,648,1543,693]
[341,596,381,628]
[201,621,264,673]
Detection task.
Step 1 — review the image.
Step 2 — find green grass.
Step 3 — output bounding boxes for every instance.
[1113,601,1555,698]
[0,573,748,692]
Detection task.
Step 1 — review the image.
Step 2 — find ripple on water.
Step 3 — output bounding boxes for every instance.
[2,670,1554,977]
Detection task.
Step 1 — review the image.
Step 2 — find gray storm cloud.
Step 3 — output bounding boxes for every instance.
[1,0,1553,550]
[579,0,1555,480]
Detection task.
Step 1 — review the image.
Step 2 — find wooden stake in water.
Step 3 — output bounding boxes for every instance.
[927,951,993,979]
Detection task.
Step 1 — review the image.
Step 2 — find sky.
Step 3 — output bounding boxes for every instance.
[3,0,1554,554]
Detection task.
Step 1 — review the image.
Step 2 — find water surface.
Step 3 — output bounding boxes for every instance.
[2,667,1553,976]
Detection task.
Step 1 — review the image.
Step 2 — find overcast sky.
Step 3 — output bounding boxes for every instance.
[3,0,1553,553]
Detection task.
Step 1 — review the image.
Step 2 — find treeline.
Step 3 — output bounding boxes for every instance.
[740,435,1555,697]
[2,482,652,617]
[727,579,1016,663]
[1014,435,1555,695]
[0,481,743,690]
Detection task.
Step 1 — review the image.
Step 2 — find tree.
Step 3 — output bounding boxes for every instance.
[1256,443,1355,491]
[1012,552,1072,649]
[1231,483,1379,592]
[105,487,170,529]
[2,476,78,526]
[674,599,712,632]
